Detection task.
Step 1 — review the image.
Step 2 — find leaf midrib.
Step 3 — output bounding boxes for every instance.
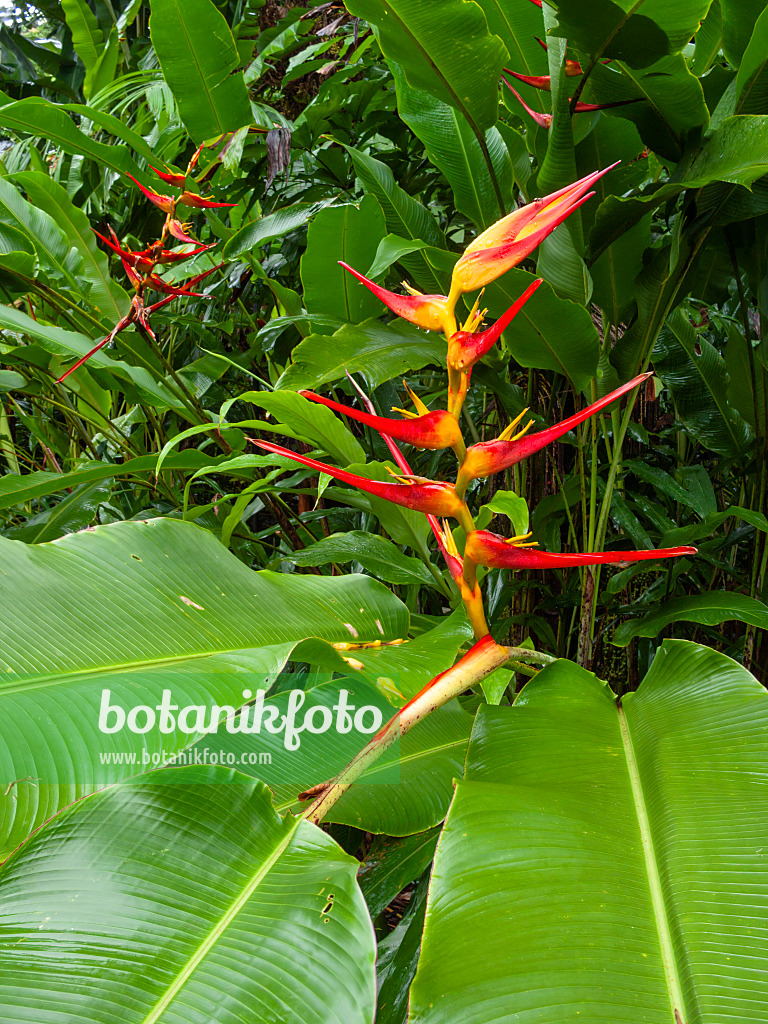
[140,815,301,1024]
[0,644,294,695]
[618,701,690,1023]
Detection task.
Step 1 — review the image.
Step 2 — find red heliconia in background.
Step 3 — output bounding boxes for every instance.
[57,142,235,383]
[257,164,697,647]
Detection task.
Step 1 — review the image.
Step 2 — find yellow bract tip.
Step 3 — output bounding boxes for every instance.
[403,380,430,417]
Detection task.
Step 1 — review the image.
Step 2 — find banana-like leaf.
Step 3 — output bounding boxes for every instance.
[548,0,709,66]
[0,97,148,181]
[345,0,507,133]
[613,591,768,645]
[0,518,408,857]
[344,145,447,294]
[409,641,768,1022]
[150,0,253,142]
[0,766,376,1023]
[0,303,186,410]
[300,198,387,322]
[483,269,600,392]
[392,66,514,231]
[14,170,129,321]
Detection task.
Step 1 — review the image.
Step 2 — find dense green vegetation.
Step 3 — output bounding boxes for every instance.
[0,1,767,1020]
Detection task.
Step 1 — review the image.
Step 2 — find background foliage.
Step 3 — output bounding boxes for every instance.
[1,0,767,1020]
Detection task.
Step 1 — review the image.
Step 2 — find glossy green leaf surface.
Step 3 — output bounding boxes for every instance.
[613,591,768,644]
[288,532,438,587]
[150,0,253,142]
[276,319,446,392]
[0,518,408,857]
[0,766,376,1023]
[393,67,513,230]
[410,642,768,1022]
[484,269,600,391]
[301,197,387,322]
[345,0,507,133]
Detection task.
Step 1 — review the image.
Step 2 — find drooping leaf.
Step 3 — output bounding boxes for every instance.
[276,319,446,392]
[288,532,438,588]
[344,145,447,294]
[613,592,768,644]
[241,389,366,466]
[721,0,768,67]
[392,66,513,231]
[410,642,768,1022]
[0,304,186,411]
[150,0,253,142]
[587,56,709,162]
[548,0,708,66]
[0,98,148,181]
[484,269,600,391]
[13,171,129,321]
[345,0,507,132]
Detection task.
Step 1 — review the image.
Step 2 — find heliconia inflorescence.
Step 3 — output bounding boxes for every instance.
[255,164,698,643]
[57,145,234,383]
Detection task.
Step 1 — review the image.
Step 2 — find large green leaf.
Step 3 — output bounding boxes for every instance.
[484,269,600,391]
[276,319,446,392]
[0,98,148,182]
[241,389,365,465]
[0,174,80,287]
[0,518,408,856]
[392,66,514,230]
[150,0,253,142]
[721,0,768,67]
[345,0,507,133]
[734,6,768,114]
[474,0,548,114]
[288,532,438,587]
[686,115,768,187]
[300,197,387,322]
[613,591,768,644]
[0,452,241,509]
[410,642,768,1022]
[652,307,752,457]
[344,146,447,294]
[0,766,376,1023]
[548,0,709,66]
[212,685,475,835]
[588,56,709,162]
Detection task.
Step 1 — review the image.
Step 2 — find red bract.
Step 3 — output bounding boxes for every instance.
[339,262,455,333]
[93,230,215,270]
[456,373,652,491]
[251,440,473,529]
[299,390,465,455]
[149,164,187,188]
[503,78,641,126]
[168,220,199,244]
[447,279,543,371]
[449,163,617,297]
[464,530,697,571]
[505,70,554,92]
[125,173,237,212]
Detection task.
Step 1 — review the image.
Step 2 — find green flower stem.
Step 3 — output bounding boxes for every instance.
[302,641,543,825]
